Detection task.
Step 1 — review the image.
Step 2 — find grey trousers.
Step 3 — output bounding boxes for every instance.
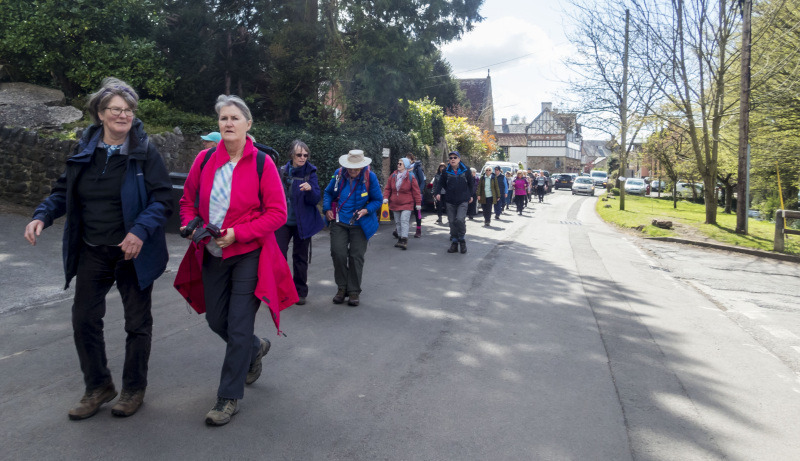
[395,210,412,238]
[330,222,368,294]
[445,202,468,242]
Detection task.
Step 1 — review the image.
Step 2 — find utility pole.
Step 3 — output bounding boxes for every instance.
[736,0,751,234]
[619,8,630,211]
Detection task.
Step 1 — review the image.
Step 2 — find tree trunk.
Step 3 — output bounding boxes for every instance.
[619,9,630,211]
[736,0,752,233]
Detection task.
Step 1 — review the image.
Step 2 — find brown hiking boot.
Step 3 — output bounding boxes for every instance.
[347,292,360,306]
[398,238,408,250]
[246,338,271,385]
[111,388,146,417]
[332,289,347,304]
[68,381,117,420]
[205,397,239,426]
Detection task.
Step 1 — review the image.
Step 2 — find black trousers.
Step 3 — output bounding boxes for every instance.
[515,195,525,213]
[435,196,446,219]
[481,197,493,224]
[202,248,262,400]
[73,244,153,391]
[275,225,311,298]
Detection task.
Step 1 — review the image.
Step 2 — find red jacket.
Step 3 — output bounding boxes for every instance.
[174,138,298,333]
[383,170,421,211]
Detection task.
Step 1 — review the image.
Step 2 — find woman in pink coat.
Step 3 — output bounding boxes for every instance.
[383,157,421,250]
[175,95,297,427]
[513,171,528,215]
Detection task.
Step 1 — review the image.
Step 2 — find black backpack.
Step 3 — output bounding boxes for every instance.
[193,143,280,207]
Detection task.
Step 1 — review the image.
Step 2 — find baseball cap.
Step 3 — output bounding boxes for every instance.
[201,132,221,142]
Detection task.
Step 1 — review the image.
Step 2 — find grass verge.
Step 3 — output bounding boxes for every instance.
[595,193,799,255]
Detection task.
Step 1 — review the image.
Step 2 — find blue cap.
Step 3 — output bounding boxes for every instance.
[201,132,221,142]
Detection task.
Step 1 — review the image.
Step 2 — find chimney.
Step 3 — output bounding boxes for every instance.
[542,102,552,112]
[502,118,507,126]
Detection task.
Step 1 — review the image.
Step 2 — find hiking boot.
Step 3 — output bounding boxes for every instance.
[347,292,360,306]
[111,388,145,417]
[205,397,239,426]
[414,226,421,238]
[447,242,459,253]
[460,241,467,254]
[246,338,271,385]
[394,238,404,248]
[332,289,347,304]
[68,381,117,420]
[296,297,306,305]
[392,230,399,239]
[398,238,408,250]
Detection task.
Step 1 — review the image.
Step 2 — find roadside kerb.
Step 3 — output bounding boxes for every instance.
[646,236,800,263]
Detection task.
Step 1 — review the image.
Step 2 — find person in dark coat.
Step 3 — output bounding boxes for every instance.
[24,77,172,420]
[431,163,447,224]
[494,166,508,218]
[435,151,474,254]
[477,167,500,227]
[276,140,324,306]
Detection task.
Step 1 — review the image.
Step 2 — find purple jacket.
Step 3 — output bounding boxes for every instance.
[280,161,325,240]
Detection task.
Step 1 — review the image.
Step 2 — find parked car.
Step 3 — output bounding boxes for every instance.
[675,182,703,197]
[553,173,574,190]
[624,178,647,195]
[572,176,595,196]
[590,170,609,188]
[481,161,518,177]
[650,180,666,192]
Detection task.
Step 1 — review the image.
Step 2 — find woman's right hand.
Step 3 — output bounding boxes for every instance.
[24,219,45,246]
[325,210,335,221]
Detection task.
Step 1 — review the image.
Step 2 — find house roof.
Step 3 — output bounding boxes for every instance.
[494,123,528,134]
[582,140,610,157]
[494,133,528,146]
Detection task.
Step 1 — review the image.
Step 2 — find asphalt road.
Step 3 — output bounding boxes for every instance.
[2,192,799,460]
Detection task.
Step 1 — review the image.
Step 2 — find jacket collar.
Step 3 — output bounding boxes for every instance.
[72,119,149,162]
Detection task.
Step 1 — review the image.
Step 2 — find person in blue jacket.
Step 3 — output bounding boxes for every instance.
[322,150,382,307]
[276,140,324,306]
[23,77,172,420]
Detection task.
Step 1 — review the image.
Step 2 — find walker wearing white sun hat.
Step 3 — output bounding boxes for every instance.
[338,149,373,169]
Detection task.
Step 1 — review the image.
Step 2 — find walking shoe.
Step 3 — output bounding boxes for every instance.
[435,217,442,224]
[205,397,239,426]
[68,381,117,420]
[296,297,306,305]
[333,289,347,304]
[447,242,459,253]
[111,388,145,417]
[392,230,399,239]
[246,338,271,385]
[347,293,360,306]
[414,226,421,238]
[394,238,404,248]
[398,238,408,250]
[460,241,467,254]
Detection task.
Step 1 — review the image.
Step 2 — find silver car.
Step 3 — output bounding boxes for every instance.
[572,177,595,196]
[624,178,646,195]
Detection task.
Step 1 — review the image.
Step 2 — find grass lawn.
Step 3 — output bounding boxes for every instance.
[595,193,800,255]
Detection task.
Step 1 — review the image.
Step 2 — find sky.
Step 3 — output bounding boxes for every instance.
[440,0,607,140]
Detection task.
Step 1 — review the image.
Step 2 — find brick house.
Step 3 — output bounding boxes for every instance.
[457,72,495,133]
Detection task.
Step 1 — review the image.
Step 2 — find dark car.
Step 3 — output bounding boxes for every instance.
[553,173,574,190]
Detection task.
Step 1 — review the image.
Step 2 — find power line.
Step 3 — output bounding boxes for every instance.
[427,52,538,79]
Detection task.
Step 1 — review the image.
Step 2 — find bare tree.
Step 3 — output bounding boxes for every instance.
[564,0,663,210]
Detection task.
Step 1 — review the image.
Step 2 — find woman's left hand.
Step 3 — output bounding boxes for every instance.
[299,182,311,192]
[214,228,236,248]
[119,233,144,260]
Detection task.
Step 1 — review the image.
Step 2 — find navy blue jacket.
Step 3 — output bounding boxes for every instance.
[438,162,474,205]
[33,120,172,290]
[280,161,325,240]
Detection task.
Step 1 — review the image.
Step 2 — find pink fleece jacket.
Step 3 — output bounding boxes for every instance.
[174,138,298,333]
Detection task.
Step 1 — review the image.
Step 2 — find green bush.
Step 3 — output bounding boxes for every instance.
[611,187,620,195]
[137,100,216,135]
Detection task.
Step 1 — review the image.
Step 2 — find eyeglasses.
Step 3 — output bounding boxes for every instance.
[104,107,135,117]
[295,153,309,158]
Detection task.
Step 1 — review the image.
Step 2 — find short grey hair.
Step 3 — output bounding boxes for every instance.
[215,94,252,122]
[86,77,139,125]
[288,139,310,157]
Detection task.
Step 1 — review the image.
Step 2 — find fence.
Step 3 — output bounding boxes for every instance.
[773,210,800,252]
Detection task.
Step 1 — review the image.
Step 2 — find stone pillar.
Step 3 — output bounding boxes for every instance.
[382,148,391,184]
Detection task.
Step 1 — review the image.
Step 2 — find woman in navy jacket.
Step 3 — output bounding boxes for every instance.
[23,78,171,420]
[275,140,324,305]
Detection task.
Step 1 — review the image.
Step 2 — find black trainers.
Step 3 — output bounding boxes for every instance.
[447,242,459,253]
[246,338,271,385]
[459,241,467,254]
[205,397,239,426]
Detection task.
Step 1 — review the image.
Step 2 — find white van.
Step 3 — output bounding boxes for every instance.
[590,170,609,188]
[480,161,517,177]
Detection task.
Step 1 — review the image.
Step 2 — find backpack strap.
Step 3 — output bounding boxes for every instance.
[194,147,266,209]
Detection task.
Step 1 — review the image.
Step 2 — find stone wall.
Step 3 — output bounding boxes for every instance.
[526,156,582,174]
[0,125,202,208]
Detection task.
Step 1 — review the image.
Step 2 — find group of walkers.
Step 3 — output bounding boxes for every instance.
[20,76,552,429]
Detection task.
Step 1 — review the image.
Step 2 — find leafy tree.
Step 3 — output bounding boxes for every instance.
[0,0,172,97]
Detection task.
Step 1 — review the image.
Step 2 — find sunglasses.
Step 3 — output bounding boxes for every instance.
[448,156,459,160]
[295,153,309,158]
